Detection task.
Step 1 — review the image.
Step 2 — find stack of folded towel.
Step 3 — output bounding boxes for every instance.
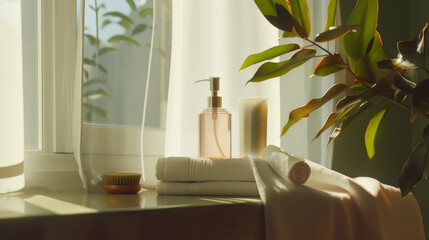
[155,154,311,196]
[155,157,258,196]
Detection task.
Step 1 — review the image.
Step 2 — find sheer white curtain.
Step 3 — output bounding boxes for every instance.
[0,0,25,194]
[74,0,168,191]
[165,0,335,167]
[279,0,335,167]
[165,0,281,158]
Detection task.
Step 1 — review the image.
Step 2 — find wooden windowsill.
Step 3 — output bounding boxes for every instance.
[0,188,265,239]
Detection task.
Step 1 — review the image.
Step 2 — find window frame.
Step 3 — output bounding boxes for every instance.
[25,0,166,189]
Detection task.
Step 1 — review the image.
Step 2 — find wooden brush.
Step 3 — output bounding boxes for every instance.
[103,173,142,194]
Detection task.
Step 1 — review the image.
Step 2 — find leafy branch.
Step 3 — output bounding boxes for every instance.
[243,0,429,196]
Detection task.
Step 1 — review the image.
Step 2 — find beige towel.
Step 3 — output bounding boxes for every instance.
[155,157,254,182]
[156,181,258,196]
[251,145,425,240]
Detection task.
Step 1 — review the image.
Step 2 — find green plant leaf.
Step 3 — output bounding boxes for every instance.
[83,88,111,99]
[95,47,121,58]
[139,7,153,18]
[103,11,134,25]
[326,127,341,146]
[281,83,349,136]
[254,0,290,16]
[392,56,418,69]
[411,79,429,123]
[394,89,407,103]
[417,23,429,68]
[132,24,148,35]
[83,58,108,74]
[342,101,373,130]
[343,0,378,60]
[335,77,393,111]
[118,20,133,29]
[312,54,348,77]
[364,107,388,159]
[315,25,358,42]
[85,34,100,46]
[393,73,415,93]
[313,103,357,140]
[264,4,294,32]
[398,39,425,67]
[83,79,106,87]
[376,59,397,69]
[108,34,140,46]
[102,19,112,29]
[84,69,89,79]
[325,0,338,30]
[126,0,137,11]
[240,44,300,70]
[348,31,389,83]
[83,103,107,118]
[282,31,299,38]
[399,136,429,197]
[288,0,311,37]
[248,48,316,83]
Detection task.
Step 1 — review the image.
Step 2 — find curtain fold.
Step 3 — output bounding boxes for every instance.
[74,0,167,191]
[165,0,281,158]
[0,0,25,194]
[280,0,335,167]
[74,0,86,190]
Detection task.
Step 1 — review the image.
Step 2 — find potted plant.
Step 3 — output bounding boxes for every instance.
[241,0,429,197]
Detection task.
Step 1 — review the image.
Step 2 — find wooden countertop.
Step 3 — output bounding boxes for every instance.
[0,188,265,239]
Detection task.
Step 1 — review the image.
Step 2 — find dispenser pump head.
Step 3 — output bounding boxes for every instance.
[196,77,222,108]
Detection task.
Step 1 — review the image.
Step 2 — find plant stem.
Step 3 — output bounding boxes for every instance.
[302,44,314,48]
[302,37,372,88]
[302,37,333,56]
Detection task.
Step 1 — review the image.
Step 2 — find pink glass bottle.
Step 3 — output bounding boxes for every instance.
[196,77,232,159]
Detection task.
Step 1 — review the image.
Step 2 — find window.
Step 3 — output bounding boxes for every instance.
[23,0,171,185]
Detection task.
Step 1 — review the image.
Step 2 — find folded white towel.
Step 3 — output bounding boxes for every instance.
[157,181,258,196]
[155,157,254,182]
[251,145,425,240]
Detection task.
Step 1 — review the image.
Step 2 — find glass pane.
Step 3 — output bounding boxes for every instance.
[82,0,171,128]
[22,0,40,150]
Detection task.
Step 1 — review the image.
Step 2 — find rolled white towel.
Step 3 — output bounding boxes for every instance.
[155,157,254,182]
[157,181,259,196]
[262,145,311,185]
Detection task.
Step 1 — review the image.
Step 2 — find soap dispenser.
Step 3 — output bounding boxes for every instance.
[196,77,231,159]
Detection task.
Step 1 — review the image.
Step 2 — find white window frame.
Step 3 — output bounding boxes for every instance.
[25,0,165,190]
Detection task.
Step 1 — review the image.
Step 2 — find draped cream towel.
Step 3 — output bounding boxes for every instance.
[250,145,425,240]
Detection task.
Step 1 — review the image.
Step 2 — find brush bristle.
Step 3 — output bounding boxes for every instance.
[103,173,141,185]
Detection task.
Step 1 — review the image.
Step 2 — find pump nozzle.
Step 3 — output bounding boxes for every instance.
[196,77,222,108]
